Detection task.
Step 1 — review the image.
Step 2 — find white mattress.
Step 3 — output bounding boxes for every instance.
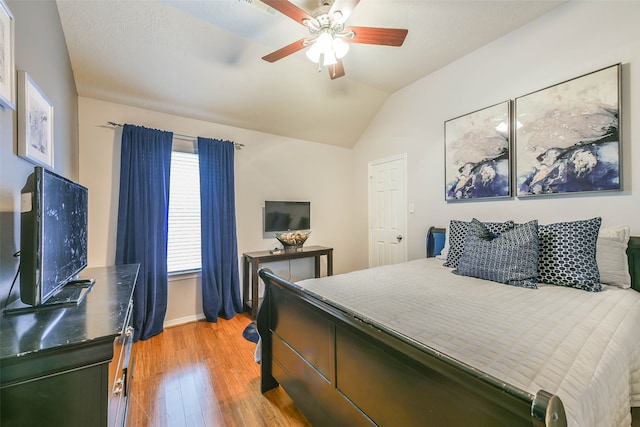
[296,258,640,427]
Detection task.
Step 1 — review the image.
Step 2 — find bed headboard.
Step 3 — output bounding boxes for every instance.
[628,236,640,292]
[426,226,446,258]
[426,228,640,293]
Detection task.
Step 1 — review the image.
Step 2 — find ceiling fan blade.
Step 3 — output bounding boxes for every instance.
[329,0,360,24]
[328,60,345,80]
[262,38,310,63]
[260,0,318,27]
[344,26,408,46]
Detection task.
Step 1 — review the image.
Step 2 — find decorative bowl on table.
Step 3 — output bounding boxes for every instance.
[275,230,311,250]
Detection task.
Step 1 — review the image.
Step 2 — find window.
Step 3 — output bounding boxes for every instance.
[167,151,201,274]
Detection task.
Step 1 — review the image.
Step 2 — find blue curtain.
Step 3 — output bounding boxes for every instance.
[115,124,173,341]
[198,137,243,321]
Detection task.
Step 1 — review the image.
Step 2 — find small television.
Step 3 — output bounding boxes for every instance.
[18,166,89,308]
[264,201,310,232]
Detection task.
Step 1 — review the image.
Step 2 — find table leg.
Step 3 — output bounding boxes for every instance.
[252,260,260,319]
[243,256,249,312]
[314,256,321,278]
[327,251,333,276]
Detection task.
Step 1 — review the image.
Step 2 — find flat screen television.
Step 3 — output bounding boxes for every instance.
[18,166,89,307]
[264,201,310,232]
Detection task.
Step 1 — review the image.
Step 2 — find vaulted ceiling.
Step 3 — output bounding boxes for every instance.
[56,0,566,148]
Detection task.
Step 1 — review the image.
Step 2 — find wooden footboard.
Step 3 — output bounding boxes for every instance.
[257,268,567,427]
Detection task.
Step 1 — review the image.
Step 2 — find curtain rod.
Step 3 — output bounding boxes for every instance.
[106,121,244,150]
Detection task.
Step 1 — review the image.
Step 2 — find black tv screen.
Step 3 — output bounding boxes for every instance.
[20,167,88,306]
[264,201,310,232]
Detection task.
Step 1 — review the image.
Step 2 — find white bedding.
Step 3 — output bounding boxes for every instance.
[296,258,640,427]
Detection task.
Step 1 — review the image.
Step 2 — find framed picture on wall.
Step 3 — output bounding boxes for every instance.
[0,0,15,110]
[444,100,511,201]
[18,70,55,169]
[515,63,621,197]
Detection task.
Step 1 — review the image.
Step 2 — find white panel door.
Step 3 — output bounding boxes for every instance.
[368,154,407,268]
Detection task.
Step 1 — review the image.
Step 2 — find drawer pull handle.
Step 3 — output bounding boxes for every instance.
[113,378,123,395]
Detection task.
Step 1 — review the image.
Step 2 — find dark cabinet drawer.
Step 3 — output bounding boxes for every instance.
[109,299,135,427]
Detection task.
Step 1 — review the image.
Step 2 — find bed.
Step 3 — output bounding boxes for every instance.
[256,219,640,427]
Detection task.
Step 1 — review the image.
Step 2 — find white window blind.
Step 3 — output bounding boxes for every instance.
[167,151,201,273]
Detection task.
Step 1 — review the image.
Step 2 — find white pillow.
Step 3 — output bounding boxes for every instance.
[597,225,631,288]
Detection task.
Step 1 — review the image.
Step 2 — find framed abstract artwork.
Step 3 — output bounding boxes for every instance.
[18,71,55,169]
[444,100,511,201]
[0,0,15,110]
[515,64,621,197]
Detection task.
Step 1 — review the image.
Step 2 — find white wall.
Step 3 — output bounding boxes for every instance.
[0,1,78,308]
[77,1,640,325]
[353,1,640,262]
[78,97,357,325]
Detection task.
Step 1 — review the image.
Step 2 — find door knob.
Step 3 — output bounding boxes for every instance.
[396,235,403,242]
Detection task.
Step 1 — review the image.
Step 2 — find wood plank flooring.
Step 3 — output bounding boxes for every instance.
[127,313,311,427]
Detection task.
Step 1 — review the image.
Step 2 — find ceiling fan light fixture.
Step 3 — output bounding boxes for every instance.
[316,32,333,52]
[305,31,337,64]
[332,37,349,59]
[305,41,322,63]
[322,49,337,66]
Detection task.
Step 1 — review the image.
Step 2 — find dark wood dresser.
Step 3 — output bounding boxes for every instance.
[0,264,138,427]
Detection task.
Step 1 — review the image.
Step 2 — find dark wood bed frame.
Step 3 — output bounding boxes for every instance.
[257,232,640,427]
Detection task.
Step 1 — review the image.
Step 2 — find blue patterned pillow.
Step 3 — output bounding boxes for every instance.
[454,219,539,288]
[443,219,515,268]
[537,217,602,291]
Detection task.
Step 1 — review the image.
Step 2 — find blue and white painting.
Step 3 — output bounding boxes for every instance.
[515,64,620,197]
[445,101,511,201]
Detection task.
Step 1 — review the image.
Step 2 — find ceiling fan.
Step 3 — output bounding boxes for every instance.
[261,0,408,80]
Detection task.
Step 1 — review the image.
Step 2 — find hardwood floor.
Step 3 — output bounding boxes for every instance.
[127,313,640,427]
[127,313,311,427]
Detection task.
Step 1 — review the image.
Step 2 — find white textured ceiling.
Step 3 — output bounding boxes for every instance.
[56,0,566,148]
